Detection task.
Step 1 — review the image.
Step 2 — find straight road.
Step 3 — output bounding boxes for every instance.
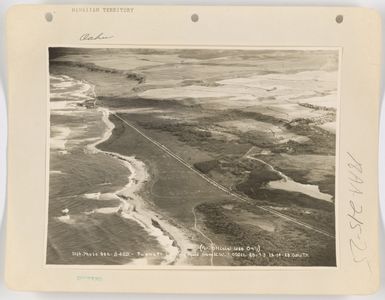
[112,112,335,239]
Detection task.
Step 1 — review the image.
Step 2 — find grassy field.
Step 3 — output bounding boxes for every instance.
[196,200,336,266]
[95,112,336,266]
[49,48,337,266]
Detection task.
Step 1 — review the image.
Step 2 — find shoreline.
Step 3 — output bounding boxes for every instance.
[48,49,338,267]
[89,103,195,265]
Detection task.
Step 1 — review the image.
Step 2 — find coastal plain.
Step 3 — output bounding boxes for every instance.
[48,48,338,266]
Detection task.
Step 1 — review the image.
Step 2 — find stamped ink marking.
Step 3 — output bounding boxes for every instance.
[77,275,103,282]
[346,152,371,272]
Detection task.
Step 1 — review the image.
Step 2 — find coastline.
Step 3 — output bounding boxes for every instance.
[48,48,337,267]
[89,104,195,265]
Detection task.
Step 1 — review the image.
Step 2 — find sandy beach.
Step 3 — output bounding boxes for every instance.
[47,48,337,267]
[83,101,196,265]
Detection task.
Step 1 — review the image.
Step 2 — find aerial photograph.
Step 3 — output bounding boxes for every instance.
[47,47,338,267]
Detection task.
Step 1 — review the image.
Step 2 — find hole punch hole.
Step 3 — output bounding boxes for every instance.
[45,12,53,22]
[336,15,343,24]
[191,13,199,23]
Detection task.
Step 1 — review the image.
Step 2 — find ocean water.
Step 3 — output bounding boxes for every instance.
[47,75,167,265]
[45,49,338,268]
